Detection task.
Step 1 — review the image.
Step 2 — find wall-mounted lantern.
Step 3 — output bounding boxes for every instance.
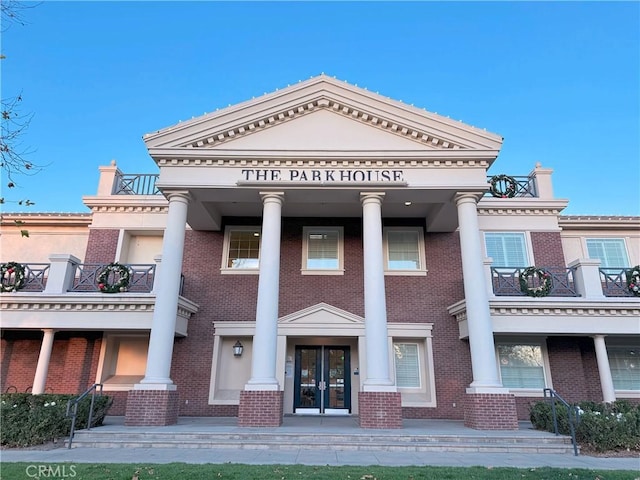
[233,341,244,357]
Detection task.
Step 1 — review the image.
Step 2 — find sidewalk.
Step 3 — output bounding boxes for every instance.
[1,416,638,470]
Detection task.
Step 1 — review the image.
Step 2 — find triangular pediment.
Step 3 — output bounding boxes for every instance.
[279,303,364,325]
[144,75,503,156]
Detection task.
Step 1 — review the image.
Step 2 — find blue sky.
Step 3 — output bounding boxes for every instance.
[2,1,639,215]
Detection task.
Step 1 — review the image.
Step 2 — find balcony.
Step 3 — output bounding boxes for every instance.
[448,258,640,339]
[0,255,197,336]
[489,264,638,298]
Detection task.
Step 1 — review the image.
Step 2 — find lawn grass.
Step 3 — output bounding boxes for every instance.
[1,463,638,480]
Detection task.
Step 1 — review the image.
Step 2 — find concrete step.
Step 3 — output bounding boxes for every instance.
[68,431,577,454]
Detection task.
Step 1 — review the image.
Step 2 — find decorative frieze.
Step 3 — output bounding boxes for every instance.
[180,97,467,151]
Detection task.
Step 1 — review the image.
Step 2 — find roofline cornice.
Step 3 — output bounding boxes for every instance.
[0,213,92,226]
[559,215,640,229]
[144,76,503,152]
[149,148,500,164]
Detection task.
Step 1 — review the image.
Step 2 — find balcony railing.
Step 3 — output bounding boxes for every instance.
[490,266,579,297]
[485,175,537,198]
[600,268,636,297]
[70,263,156,293]
[1,263,50,293]
[113,173,160,196]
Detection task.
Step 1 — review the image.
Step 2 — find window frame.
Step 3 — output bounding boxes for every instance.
[301,226,344,275]
[383,226,427,276]
[393,342,422,389]
[585,238,630,269]
[484,232,533,268]
[607,344,640,396]
[221,225,261,275]
[495,338,552,396]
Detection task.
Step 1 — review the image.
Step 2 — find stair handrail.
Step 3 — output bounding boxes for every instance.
[543,387,580,456]
[65,383,103,449]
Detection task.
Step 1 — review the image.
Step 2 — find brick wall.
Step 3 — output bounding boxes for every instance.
[125,390,179,426]
[464,393,519,430]
[0,331,101,395]
[238,390,283,427]
[359,391,402,428]
[546,336,590,402]
[169,219,474,420]
[84,229,119,263]
[530,231,565,267]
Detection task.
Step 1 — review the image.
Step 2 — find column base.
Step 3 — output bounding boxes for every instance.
[358,391,402,429]
[463,392,519,430]
[238,390,283,427]
[124,389,179,426]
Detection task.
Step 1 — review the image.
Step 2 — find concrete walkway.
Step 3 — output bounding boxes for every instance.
[1,416,638,471]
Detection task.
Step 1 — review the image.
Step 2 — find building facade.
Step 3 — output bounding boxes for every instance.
[1,75,639,430]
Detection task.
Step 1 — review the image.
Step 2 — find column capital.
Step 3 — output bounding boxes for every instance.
[360,192,385,205]
[164,190,191,204]
[454,192,484,206]
[259,191,285,204]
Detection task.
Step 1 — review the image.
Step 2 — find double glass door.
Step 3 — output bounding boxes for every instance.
[294,346,350,414]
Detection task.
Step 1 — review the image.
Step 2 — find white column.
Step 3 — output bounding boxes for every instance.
[455,193,505,392]
[32,329,56,394]
[246,192,284,390]
[137,191,190,389]
[361,192,395,391]
[593,335,616,403]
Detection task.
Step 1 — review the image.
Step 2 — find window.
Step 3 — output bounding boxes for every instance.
[496,343,546,389]
[485,232,528,267]
[608,346,640,391]
[394,343,421,388]
[586,239,629,268]
[302,227,344,274]
[384,227,427,275]
[222,226,261,273]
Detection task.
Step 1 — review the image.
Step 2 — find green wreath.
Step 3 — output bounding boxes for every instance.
[0,262,26,293]
[519,266,552,297]
[627,265,640,297]
[489,174,518,198]
[97,262,132,293]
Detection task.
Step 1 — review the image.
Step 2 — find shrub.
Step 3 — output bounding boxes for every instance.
[530,399,640,453]
[0,393,112,447]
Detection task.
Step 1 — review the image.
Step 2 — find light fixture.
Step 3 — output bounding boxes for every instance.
[404,201,412,206]
[233,341,244,357]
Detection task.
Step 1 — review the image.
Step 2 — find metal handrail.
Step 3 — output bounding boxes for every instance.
[490,266,579,297]
[543,388,580,456]
[113,173,160,195]
[599,268,635,297]
[65,383,103,449]
[70,263,156,293]
[485,175,537,198]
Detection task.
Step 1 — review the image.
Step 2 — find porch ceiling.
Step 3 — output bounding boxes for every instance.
[182,185,466,232]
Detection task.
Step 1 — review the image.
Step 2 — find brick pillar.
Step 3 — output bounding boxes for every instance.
[464,393,519,430]
[124,390,179,426]
[358,391,402,429]
[238,390,283,427]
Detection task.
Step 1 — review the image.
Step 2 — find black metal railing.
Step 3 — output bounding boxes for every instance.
[543,388,580,456]
[600,268,636,297]
[21,263,50,292]
[485,175,537,198]
[113,173,160,195]
[66,383,103,449]
[491,266,579,297]
[70,263,155,293]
